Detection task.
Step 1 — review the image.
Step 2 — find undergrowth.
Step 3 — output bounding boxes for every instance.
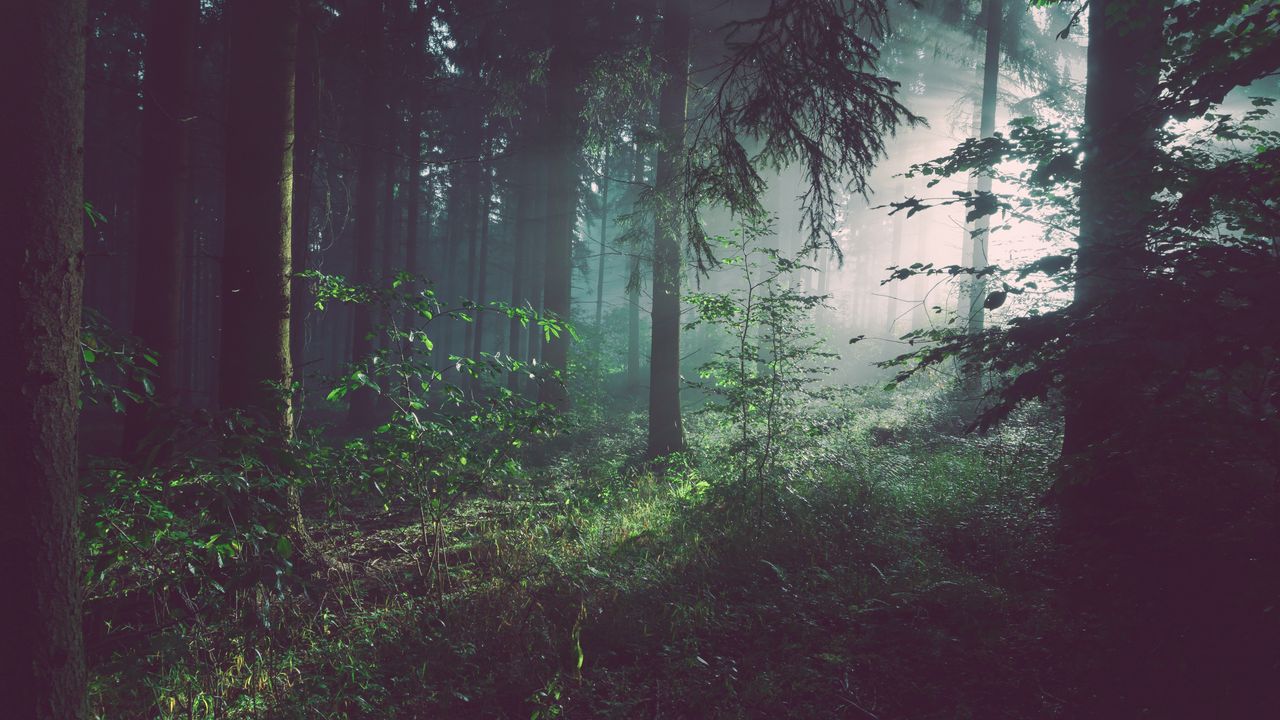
[88,380,1071,719]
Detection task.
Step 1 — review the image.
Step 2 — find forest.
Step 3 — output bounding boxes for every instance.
[3,0,1278,717]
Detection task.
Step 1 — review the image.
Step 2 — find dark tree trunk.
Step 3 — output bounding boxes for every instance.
[220,0,299,435]
[0,3,89,717]
[348,0,383,428]
[508,137,534,391]
[595,148,610,331]
[404,102,426,344]
[528,151,549,369]
[123,0,199,458]
[464,153,482,359]
[1059,0,1163,493]
[538,8,585,410]
[627,142,645,395]
[473,171,493,360]
[647,0,692,457]
[291,5,320,390]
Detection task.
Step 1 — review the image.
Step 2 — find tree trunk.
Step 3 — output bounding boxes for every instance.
[539,7,585,410]
[290,5,320,393]
[473,171,493,360]
[884,197,904,335]
[348,0,383,428]
[123,0,199,458]
[627,142,646,395]
[959,0,1001,402]
[508,140,533,391]
[647,0,691,457]
[595,148,610,332]
[404,106,426,345]
[221,0,299,435]
[0,3,89,717]
[1059,0,1163,506]
[464,153,483,359]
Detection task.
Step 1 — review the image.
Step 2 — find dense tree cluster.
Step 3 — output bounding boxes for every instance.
[5,0,1278,717]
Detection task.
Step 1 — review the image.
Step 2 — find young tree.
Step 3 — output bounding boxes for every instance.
[123,0,199,457]
[959,0,1002,402]
[0,1,89,717]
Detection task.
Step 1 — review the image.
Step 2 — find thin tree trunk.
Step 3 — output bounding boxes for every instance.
[627,142,645,395]
[960,0,1002,401]
[508,153,531,391]
[595,148,610,332]
[0,2,89,716]
[290,4,320,393]
[123,0,199,458]
[884,198,904,335]
[473,171,493,360]
[404,108,425,342]
[464,154,483,358]
[647,0,691,457]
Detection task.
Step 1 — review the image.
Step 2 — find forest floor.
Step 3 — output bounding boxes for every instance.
[90,389,1091,719]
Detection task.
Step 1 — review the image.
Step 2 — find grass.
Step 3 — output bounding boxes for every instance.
[89,383,1075,719]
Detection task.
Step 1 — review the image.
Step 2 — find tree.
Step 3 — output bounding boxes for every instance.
[220,0,299,434]
[959,0,1001,403]
[644,0,918,456]
[291,2,322,385]
[1059,0,1164,515]
[0,1,89,717]
[348,0,384,427]
[538,0,587,410]
[647,0,692,457]
[123,0,199,458]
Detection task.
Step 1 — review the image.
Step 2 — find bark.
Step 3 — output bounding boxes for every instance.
[123,0,199,458]
[291,6,320,387]
[959,0,1001,401]
[627,142,645,395]
[595,148,610,331]
[508,136,534,392]
[348,0,383,427]
[464,152,482,358]
[473,172,493,360]
[538,6,585,410]
[0,3,89,716]
[404,105,426,345]
[647,0,692,457]
[1059,0,1163,504]
[220,0,298,435]
[884,198,904,335]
